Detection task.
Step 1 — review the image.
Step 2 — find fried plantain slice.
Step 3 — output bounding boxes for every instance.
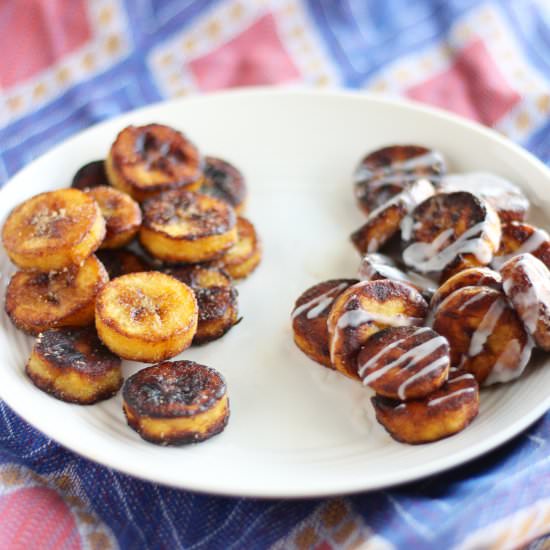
[371,370,479,444]
[5,254,109,335]
[351,178,435,254]
[26,328,122,404]
[106,124,203,202]
[358,326,450,400]
[71,160,110,190]
[96,271,198,362]
[327,280,428,380]
[401,191,501,281]
[2,189,106,271]
[164,265,239,345]
[96,249,150,279]
[432,286,532,384]
[139,189,237,263]
[198,156,247,214]
[492,222,550,270]
[440,172,529,224]
[123,360,229,445]
[85,186,142,249]
[501,253,550,351]
[354,145,446,215]
[218,217,261,280]
[291,278,359,368]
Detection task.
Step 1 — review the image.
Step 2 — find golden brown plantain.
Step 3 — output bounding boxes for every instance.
[164,264,239,345]
[5,254,109,335]
[106,124,203,202]
[2,189,106,271]
[95,271,198,362]
[492,222,550,270]
[354,145,446,215]
[291,278,359,368]
[501,253,550,351]
[139,189,237,263]
[357,326,450,400]
[401,191,501,281]
[198,156,247,214]
[351,178,435,254]
[122,360,229,445]
[218,217,261,279]
[86,185,142,249]
[371,370,479,444]
[432,286,531,384]
[327,280,428,380]
[96,249,150,279]
[440,172,529,224]
[26,328,122,404]
[71,160,110,190]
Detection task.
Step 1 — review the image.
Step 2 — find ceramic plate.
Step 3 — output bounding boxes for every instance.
[2,89,550,498]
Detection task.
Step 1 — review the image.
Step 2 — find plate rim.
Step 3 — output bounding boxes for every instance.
[1,87,550,498]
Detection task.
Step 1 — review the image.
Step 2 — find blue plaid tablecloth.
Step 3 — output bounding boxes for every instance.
[1,1,550,548]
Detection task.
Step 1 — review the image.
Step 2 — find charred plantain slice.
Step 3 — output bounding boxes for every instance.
[327,280,428,380]
[96,249,150,279]
[429,267,502,313]
[492,222,550,270]
[106,124,203,202]
[351,178,435,254]
[2,189,106,271]
[432,286,532,385]
[371,370,479,444]
[292,278,359,368]
[71,160,110,190]
[354,145,446,215]
[198,156,247,214]
[440,172,529,224]
[164,265,239,345]
[122,360,229,445]
[5,255,109,335]
[95,271,198,362]
[218,217,261,280]
[401,191,501,281]
[139,189,237,263]
[358,326,450,400]
[26,328,122,404]
[501,253,550,351]
[86,186,142,249]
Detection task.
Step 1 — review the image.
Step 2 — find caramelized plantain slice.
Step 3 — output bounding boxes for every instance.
[106,124,203,202]
[164,265,239,345]
[401,191,501,281]
[218,217,262,280]
[354,145,446,215]
[371,370,479,444]
[358,326,450,400]
[5,254,109,335]
[2,189,106,271]
[292,278,359,368]
[327,280,428,380]
[123,360,229,445]
[351,178,435,254]
[86,186,142,249]
[26,328,122,404]
[95,271,198,362]
[501,253,550,351]
[198,156,247,214]
[440,172,529,224]
[492,222,550,270]
[432,286,532,384]
[96,249,150,279]
[139,189,237,263]
[71,160,110,190]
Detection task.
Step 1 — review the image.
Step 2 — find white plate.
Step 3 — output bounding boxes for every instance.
[2,89,550,498]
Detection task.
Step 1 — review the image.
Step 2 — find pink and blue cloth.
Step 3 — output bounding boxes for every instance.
[1,1,550,548]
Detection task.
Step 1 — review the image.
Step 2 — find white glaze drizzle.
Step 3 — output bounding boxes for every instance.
[457,291,488,312]
[292,282,348,320]
[492,227,550,269]
[448,373,475,383]
[397,355,449,400]
[427,387,476,407]
[355,152,443,183]
[468,298,506,357]
[483,336,533,386]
